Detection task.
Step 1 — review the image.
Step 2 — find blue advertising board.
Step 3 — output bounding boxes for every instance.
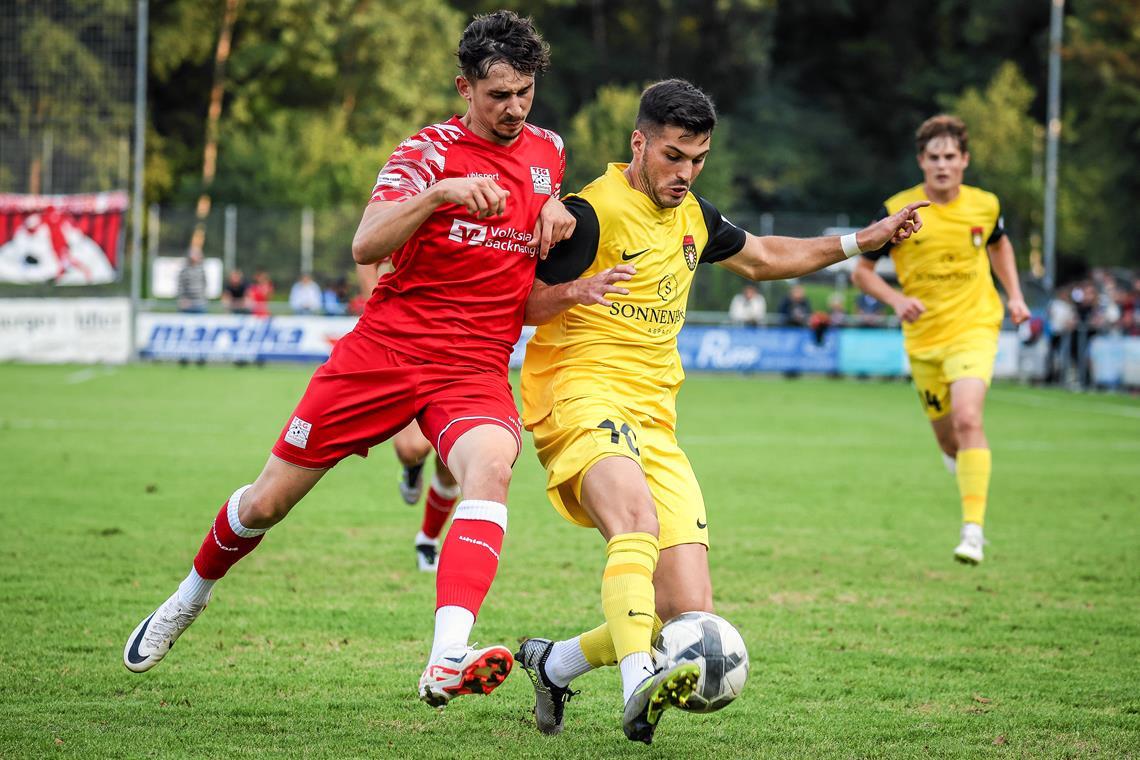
[676,326,838,373]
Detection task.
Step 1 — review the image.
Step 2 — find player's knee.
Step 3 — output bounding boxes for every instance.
[474,458,513,493]
[952,409,983,436]
[239,487,292,529]
[393,440,427,466]
[608,494,659,537]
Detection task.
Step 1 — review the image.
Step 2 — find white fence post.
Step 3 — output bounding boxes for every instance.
[224,204,237,273]
[301,206,314,276]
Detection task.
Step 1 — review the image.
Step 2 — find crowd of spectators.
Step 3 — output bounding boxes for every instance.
[176,249,362,317]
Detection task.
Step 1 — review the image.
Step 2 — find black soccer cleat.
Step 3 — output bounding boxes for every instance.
[516,638,581,735]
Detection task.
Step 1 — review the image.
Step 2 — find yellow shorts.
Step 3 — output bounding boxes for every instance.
[908,331,999,420]
[529,397,708,550]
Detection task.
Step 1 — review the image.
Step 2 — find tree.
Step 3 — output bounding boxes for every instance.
[946,62,1043,268]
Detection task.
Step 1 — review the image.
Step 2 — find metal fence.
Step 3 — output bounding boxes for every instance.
[143,205,861,311]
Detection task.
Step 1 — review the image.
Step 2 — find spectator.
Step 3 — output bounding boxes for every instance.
[855,291,885,327]
[322,277,349,316]
[728,284,766,326]
[289,273,322,315]
[248,270,274,318]
[778,283,812,326]
[176,248,207,313]
[222,269,250,314]
[826,292,847,327]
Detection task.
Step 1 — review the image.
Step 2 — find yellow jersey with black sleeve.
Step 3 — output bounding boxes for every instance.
[521,163,746,431]
[863,184,1006,355]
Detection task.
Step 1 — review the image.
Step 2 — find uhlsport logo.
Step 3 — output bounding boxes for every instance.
[530,166,552,195]
[682,234,698,270]
[449,220,488,246]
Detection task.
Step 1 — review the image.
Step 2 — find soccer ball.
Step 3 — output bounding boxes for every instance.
[652,611,749,713]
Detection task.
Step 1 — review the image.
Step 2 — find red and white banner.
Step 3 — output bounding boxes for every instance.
[0,192,128,285]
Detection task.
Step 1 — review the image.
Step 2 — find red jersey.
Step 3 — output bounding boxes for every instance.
[357,116,565,370]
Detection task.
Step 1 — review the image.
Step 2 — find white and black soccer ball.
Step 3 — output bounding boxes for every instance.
[653,611,749,713]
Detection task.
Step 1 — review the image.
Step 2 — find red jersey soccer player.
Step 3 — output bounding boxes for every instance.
[124,11,575,709]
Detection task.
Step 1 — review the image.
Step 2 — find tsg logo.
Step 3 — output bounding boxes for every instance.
[448,219,487,245]
[530,166,552,195]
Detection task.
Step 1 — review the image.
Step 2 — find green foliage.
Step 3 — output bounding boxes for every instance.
[3,365,1140,756]
[565,84,641,193]
[1060,0,1140,267]
[945,62,1044,265]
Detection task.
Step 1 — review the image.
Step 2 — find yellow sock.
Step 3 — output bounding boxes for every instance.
[580,613,664,668]
[956,448,992,526]
[599,532,659,663]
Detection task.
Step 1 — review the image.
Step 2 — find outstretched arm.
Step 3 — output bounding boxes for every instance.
[987,235,1030,324]
[716,201,930,282]
[523,266,636,326]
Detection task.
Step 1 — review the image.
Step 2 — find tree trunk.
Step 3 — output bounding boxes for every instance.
[190,0,240,254]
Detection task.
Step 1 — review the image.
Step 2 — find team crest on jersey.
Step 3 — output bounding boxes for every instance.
[971,226,984,248]
[682,235,698,270]
[530,166,552,195]
[285,416,312,449]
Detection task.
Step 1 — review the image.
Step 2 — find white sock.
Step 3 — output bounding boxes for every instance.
[176,567,214,607]
[414,530,437,546]
[545,636,594,687]
[619,652,654,704]
[942,452,957,475]
[429,605,475,663]
[430,472,461,500]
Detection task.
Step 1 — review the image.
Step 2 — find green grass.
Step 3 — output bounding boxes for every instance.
[1,364,1138,758]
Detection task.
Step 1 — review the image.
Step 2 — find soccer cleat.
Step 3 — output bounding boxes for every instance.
[123,591,209,673]
[398,462,425,505]
[414,531,439,573]
[418,644,513,708]
[954,522,986,565]
[622,660,700,744]
[516,638,581,735]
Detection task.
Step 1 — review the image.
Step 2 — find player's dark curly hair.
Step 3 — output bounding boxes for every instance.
[636,79,718,138]
[457,10,550,81]
[916,114,968,154]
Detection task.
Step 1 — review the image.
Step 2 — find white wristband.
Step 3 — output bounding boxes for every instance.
[840,232,862,258]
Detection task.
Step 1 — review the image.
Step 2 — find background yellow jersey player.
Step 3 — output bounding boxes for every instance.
[513,79,928,744]
[853,114,1030,565]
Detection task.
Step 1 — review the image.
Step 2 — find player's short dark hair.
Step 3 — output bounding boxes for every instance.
[916,114,969,154]
[636,79,718,138]
[457,10,550,81]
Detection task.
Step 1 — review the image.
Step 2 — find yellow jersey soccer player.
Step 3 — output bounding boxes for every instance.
[513,79,928,744]
[852,114,1030,565]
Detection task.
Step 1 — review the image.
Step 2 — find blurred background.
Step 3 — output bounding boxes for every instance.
[1,0,1138,385]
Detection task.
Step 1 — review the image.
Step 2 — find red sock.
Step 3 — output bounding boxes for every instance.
[435,500,507,616]
[192,499,265,580]
[421,485,458,540]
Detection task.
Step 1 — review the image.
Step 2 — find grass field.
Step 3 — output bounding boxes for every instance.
[2,363,1138,758]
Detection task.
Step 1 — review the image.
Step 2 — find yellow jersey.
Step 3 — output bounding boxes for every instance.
[866,184,1005,353]
[521,163,746,430]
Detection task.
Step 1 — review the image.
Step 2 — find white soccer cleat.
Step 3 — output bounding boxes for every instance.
[418,644,514,708]
[953,523,986,565]
[123,591,209,672]
[414,531,440,573]
[398,463,425,505]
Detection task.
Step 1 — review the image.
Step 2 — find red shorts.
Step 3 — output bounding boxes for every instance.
[270,331,522,469]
